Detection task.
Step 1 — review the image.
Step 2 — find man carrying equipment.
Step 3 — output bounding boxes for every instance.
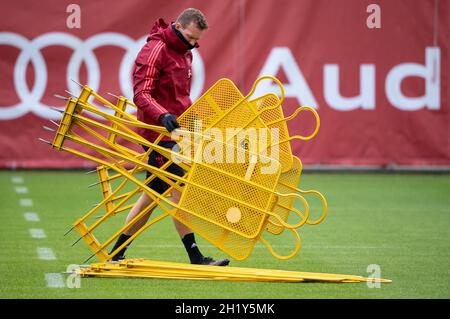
[109,8,229,266]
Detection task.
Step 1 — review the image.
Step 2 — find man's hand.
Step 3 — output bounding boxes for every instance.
[159,113,180,132]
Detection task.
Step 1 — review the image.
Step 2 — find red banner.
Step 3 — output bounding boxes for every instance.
[0,0,448,168]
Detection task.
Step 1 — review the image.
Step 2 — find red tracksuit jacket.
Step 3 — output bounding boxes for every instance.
[132,18,197,142]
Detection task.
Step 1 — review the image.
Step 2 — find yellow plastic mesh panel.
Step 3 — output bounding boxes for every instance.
[174,208,223,244]
[178,79,243,129]
[177,138,280,239]
[266,156,302,235]
[213,101,266,132]
[173,209,258,260]
[178,98,219,130]
[167,80,287,174]
[221,230,259,260]
[180,166,269,238]
[251,94,293,172]
[176,79,245,159]
[208,80,245,111]
[201,141,278,190]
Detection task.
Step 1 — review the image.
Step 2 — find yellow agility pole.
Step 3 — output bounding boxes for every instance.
[75,259,392,284]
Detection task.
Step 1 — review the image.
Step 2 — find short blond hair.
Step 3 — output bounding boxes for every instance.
[176,8,208,30]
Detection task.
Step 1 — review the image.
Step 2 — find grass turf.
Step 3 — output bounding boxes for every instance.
[0,170,449,298]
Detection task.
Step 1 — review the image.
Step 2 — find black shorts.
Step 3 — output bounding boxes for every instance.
[142,141,185,194]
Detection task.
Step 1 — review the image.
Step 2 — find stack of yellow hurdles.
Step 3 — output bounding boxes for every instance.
[43,76,390,284]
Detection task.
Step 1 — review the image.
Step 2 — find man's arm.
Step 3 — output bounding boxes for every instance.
[133,41,168,121]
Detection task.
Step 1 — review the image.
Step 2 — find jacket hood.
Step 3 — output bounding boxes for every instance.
[147,18,198,54]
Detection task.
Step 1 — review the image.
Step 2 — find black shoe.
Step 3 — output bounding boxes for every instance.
[110,254,126,262]
[192,256,230,266]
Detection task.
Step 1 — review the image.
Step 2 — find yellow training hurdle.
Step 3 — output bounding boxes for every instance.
[41,76,390,284]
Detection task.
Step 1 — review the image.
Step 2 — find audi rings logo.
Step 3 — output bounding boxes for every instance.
[0,32,205,120]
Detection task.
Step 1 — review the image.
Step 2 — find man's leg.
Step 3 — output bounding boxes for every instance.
[124,193,154,235]
[171,189,230,266]
[108,192,154,261]
[109,145,161,261]
[170,189,193,237]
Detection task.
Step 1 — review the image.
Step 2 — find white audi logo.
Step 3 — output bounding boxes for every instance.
[0,32,205,120]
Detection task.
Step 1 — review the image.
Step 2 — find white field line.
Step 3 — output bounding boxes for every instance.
[29,228,47,239]
[11,176,24,184]
[24,212,40,222]
[12,179,61,289]
[19,198,33,207]
[45,273,65,288]
[15,186,28,194]
[37,247,56,260]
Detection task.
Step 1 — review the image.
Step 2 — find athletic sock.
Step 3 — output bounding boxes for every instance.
[182,233,203,263]
[109,233,132,259]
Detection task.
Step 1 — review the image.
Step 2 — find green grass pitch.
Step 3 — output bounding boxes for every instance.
[0,170,449,298]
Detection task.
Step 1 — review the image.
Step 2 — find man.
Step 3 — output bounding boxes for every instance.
[109,8,230,266]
